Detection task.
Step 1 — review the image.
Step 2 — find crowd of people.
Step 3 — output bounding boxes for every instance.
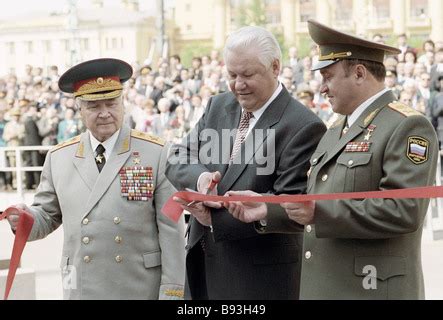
[0,33,443,191]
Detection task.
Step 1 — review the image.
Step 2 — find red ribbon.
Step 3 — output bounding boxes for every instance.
[162,185,443,223]
[0,207,34,300]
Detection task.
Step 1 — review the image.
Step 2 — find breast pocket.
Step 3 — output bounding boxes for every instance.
[336,153,372,192]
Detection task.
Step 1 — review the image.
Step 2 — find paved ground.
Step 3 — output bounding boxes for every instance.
[31,238,443,300]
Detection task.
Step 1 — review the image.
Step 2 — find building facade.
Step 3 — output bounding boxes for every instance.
[174,0,443,50]
[0,0,175,77]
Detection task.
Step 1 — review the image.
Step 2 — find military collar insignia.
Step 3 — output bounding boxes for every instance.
[363,108,381,127]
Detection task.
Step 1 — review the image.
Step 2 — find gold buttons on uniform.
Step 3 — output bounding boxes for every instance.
[306,225,312,233]
[113,217,121,224]
[82,218,89,225]
[348,160,354,166]
[82,236,90,244]
[321,174,328,182]
[83,256,91,263]
[305,251,312,260]
[115,255,123,263]
[114,236,122,244]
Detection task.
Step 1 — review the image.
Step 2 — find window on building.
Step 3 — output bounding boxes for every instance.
[62,39,70,51]
[81,38,89,51]
[25,41,33,54]
[43,40,52,53]
[186,24,192,31]
[299,0,316,23]
[265,0,280,24]
[185,3,191,11]
[335,0,353,22]
[371,0,390,22]
[410,0,428,19]
[7,42,15,54]
[112,38,118,49]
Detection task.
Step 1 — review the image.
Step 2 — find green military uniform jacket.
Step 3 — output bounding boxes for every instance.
[28,125,185,300]
[260,91,438,299]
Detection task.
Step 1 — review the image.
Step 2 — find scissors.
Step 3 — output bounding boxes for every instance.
[186,178,219,207]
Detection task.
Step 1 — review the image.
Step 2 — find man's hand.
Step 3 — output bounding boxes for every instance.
[173,196,212,227]
[224,190,267,223]
[7,203,32,232]
[197,171,222,209]
[281,201,315,225]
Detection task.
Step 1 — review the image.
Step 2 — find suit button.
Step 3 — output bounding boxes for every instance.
[305,251,312,259]
[348,160,354,166]
[185,244,191,250]
[113,217,121,224]
[115,255,123,263]
[83,256,91,263]
[321,174,328,182]
[82,218,89,225]
[114,236,122,244]
[82,236,90,244]
[306,225,312,233]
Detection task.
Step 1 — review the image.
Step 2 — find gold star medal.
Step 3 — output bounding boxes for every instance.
[132,151,141,165]
[95,154,104,164]
[364,125,376,141]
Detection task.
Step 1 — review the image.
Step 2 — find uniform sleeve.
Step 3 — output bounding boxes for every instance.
[252,120,326,235]
[154,144,186,300]
[315,115,438,239]
[28,152,63,241]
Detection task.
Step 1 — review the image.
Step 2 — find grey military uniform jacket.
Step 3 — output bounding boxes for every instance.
[27,125,185,300]
[261,91,438,299]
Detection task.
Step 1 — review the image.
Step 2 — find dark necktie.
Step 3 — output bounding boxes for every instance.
[230,111,253,163]
[95,144,106,173]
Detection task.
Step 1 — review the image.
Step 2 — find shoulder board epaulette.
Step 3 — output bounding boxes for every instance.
[131,130,165,146]
[388,101,421,117]
[51,135,81,153]
[330,116,346,129]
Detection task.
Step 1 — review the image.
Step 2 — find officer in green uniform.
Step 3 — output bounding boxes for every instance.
[225,20,438,299]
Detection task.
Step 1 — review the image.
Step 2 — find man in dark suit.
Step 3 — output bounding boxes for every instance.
[225,20,438,300]
[22,101,43,189]
[165,26,326,299]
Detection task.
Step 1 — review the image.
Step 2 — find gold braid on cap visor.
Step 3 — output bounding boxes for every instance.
[319,51,353,61]
[74,77,123,97]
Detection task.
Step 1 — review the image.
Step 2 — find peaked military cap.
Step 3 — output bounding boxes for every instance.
[58,58,133,101]
[308,20,401,71]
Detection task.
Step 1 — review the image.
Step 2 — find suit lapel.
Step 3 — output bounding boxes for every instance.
[217,102,241,177]
[82,126,132,218]
[73,133,99,191]
[219,88,291,193]
[322,91,395,165]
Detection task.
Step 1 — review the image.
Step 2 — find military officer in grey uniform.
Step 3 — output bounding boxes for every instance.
[225,20,438,299]
[7,58,185,300]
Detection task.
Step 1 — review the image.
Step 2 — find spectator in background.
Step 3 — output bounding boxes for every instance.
[431,48,443,92]
[152,97,172,137]
[57,108,79,143]
[0,110,7,190]
[2,108,24,189]
[22,103,43,189]
[429,75,443,146]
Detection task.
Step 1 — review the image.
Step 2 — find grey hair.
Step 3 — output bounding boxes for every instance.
[223,26,282,69]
